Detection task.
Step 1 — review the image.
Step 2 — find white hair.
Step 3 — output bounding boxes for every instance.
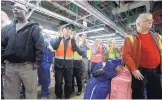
[136,13,152,27]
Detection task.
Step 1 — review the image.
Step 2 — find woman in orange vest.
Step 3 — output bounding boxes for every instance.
[50,25,78,99]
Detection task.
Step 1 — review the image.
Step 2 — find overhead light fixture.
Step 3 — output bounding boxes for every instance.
[69,0,127,37]
[77,27,104,35]
[88,33,116,39]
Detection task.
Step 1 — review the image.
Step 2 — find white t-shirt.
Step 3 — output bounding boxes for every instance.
[102,62,106,68]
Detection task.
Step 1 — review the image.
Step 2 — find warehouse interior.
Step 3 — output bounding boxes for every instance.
[1,0,162,99]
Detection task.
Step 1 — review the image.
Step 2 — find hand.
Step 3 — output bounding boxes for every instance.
[86,42,91,49]
[58,28,63,37]
[71,31,76,39]
[97,68,104,74]
[33,63,39,70]
[1,68,5,75]
[51,64,54,68]
[132,70,144,80]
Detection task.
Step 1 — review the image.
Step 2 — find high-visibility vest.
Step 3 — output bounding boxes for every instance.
[73,40,82,60]
[128,34,162,49]
[127,34,135,45]
[108,47,115,59]
[127,33,162,71]
[156,34,162,50]
[55,39,73,60]
[91,45,103,63]
[156,34,162,72]
[87,49,91,60]
[108,47,120,59]
[73,52,82,60]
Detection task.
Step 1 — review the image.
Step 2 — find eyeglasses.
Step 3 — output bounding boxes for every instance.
[13,6,25,11]
[141,19,154,23]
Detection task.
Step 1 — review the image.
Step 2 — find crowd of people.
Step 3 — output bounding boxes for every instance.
[1,2,162,99]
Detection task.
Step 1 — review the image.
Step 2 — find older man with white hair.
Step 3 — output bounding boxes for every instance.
[1,3,44,99]
[122,13,162,99]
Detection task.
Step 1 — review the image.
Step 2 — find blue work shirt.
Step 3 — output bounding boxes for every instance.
[81,42,87,58]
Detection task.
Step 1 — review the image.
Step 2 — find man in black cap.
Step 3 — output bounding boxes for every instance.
[51,24,78,99]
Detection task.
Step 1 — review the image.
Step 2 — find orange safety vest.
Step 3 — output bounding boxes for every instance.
[55,39,73,60]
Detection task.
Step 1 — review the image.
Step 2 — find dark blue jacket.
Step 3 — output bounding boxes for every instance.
[1,20,44,65]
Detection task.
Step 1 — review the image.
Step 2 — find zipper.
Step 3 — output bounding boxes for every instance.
[12,24,17,50]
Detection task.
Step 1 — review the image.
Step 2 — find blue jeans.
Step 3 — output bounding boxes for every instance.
[38,63,51,96]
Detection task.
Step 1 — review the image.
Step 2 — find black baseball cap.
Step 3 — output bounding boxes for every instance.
[64,24,74,30]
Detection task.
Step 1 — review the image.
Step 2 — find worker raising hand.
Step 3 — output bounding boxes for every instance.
[70,31,76,39]
[58,28,63,37]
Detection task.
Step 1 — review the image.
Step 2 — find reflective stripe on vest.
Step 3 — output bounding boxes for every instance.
[108,47,116,59]
[91,45,103,62]
[95,54,102,56]
[55,39,73,60]
[73,52,82,60]
[91,54,103,62]
[55,56,74,60]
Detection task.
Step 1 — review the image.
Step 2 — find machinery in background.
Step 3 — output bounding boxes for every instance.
[151,1,162,35]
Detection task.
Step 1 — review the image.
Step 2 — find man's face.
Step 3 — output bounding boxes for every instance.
[139,15,153,30]
[108,41,113,47]
[82,34,87,41]
[62,28,72,37]
[12,3,26,19]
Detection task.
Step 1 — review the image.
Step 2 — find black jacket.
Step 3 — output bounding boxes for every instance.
[1,20,45,65]
[51,37,78,68]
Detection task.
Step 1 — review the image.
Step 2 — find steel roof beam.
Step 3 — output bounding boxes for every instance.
[50,2,94,25]
[10,0,88,29]
[112,1,149,14]
[69,0,127,37]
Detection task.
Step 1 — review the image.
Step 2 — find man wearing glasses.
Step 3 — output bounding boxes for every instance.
[122,13,162,99]
[1,3,44,99]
